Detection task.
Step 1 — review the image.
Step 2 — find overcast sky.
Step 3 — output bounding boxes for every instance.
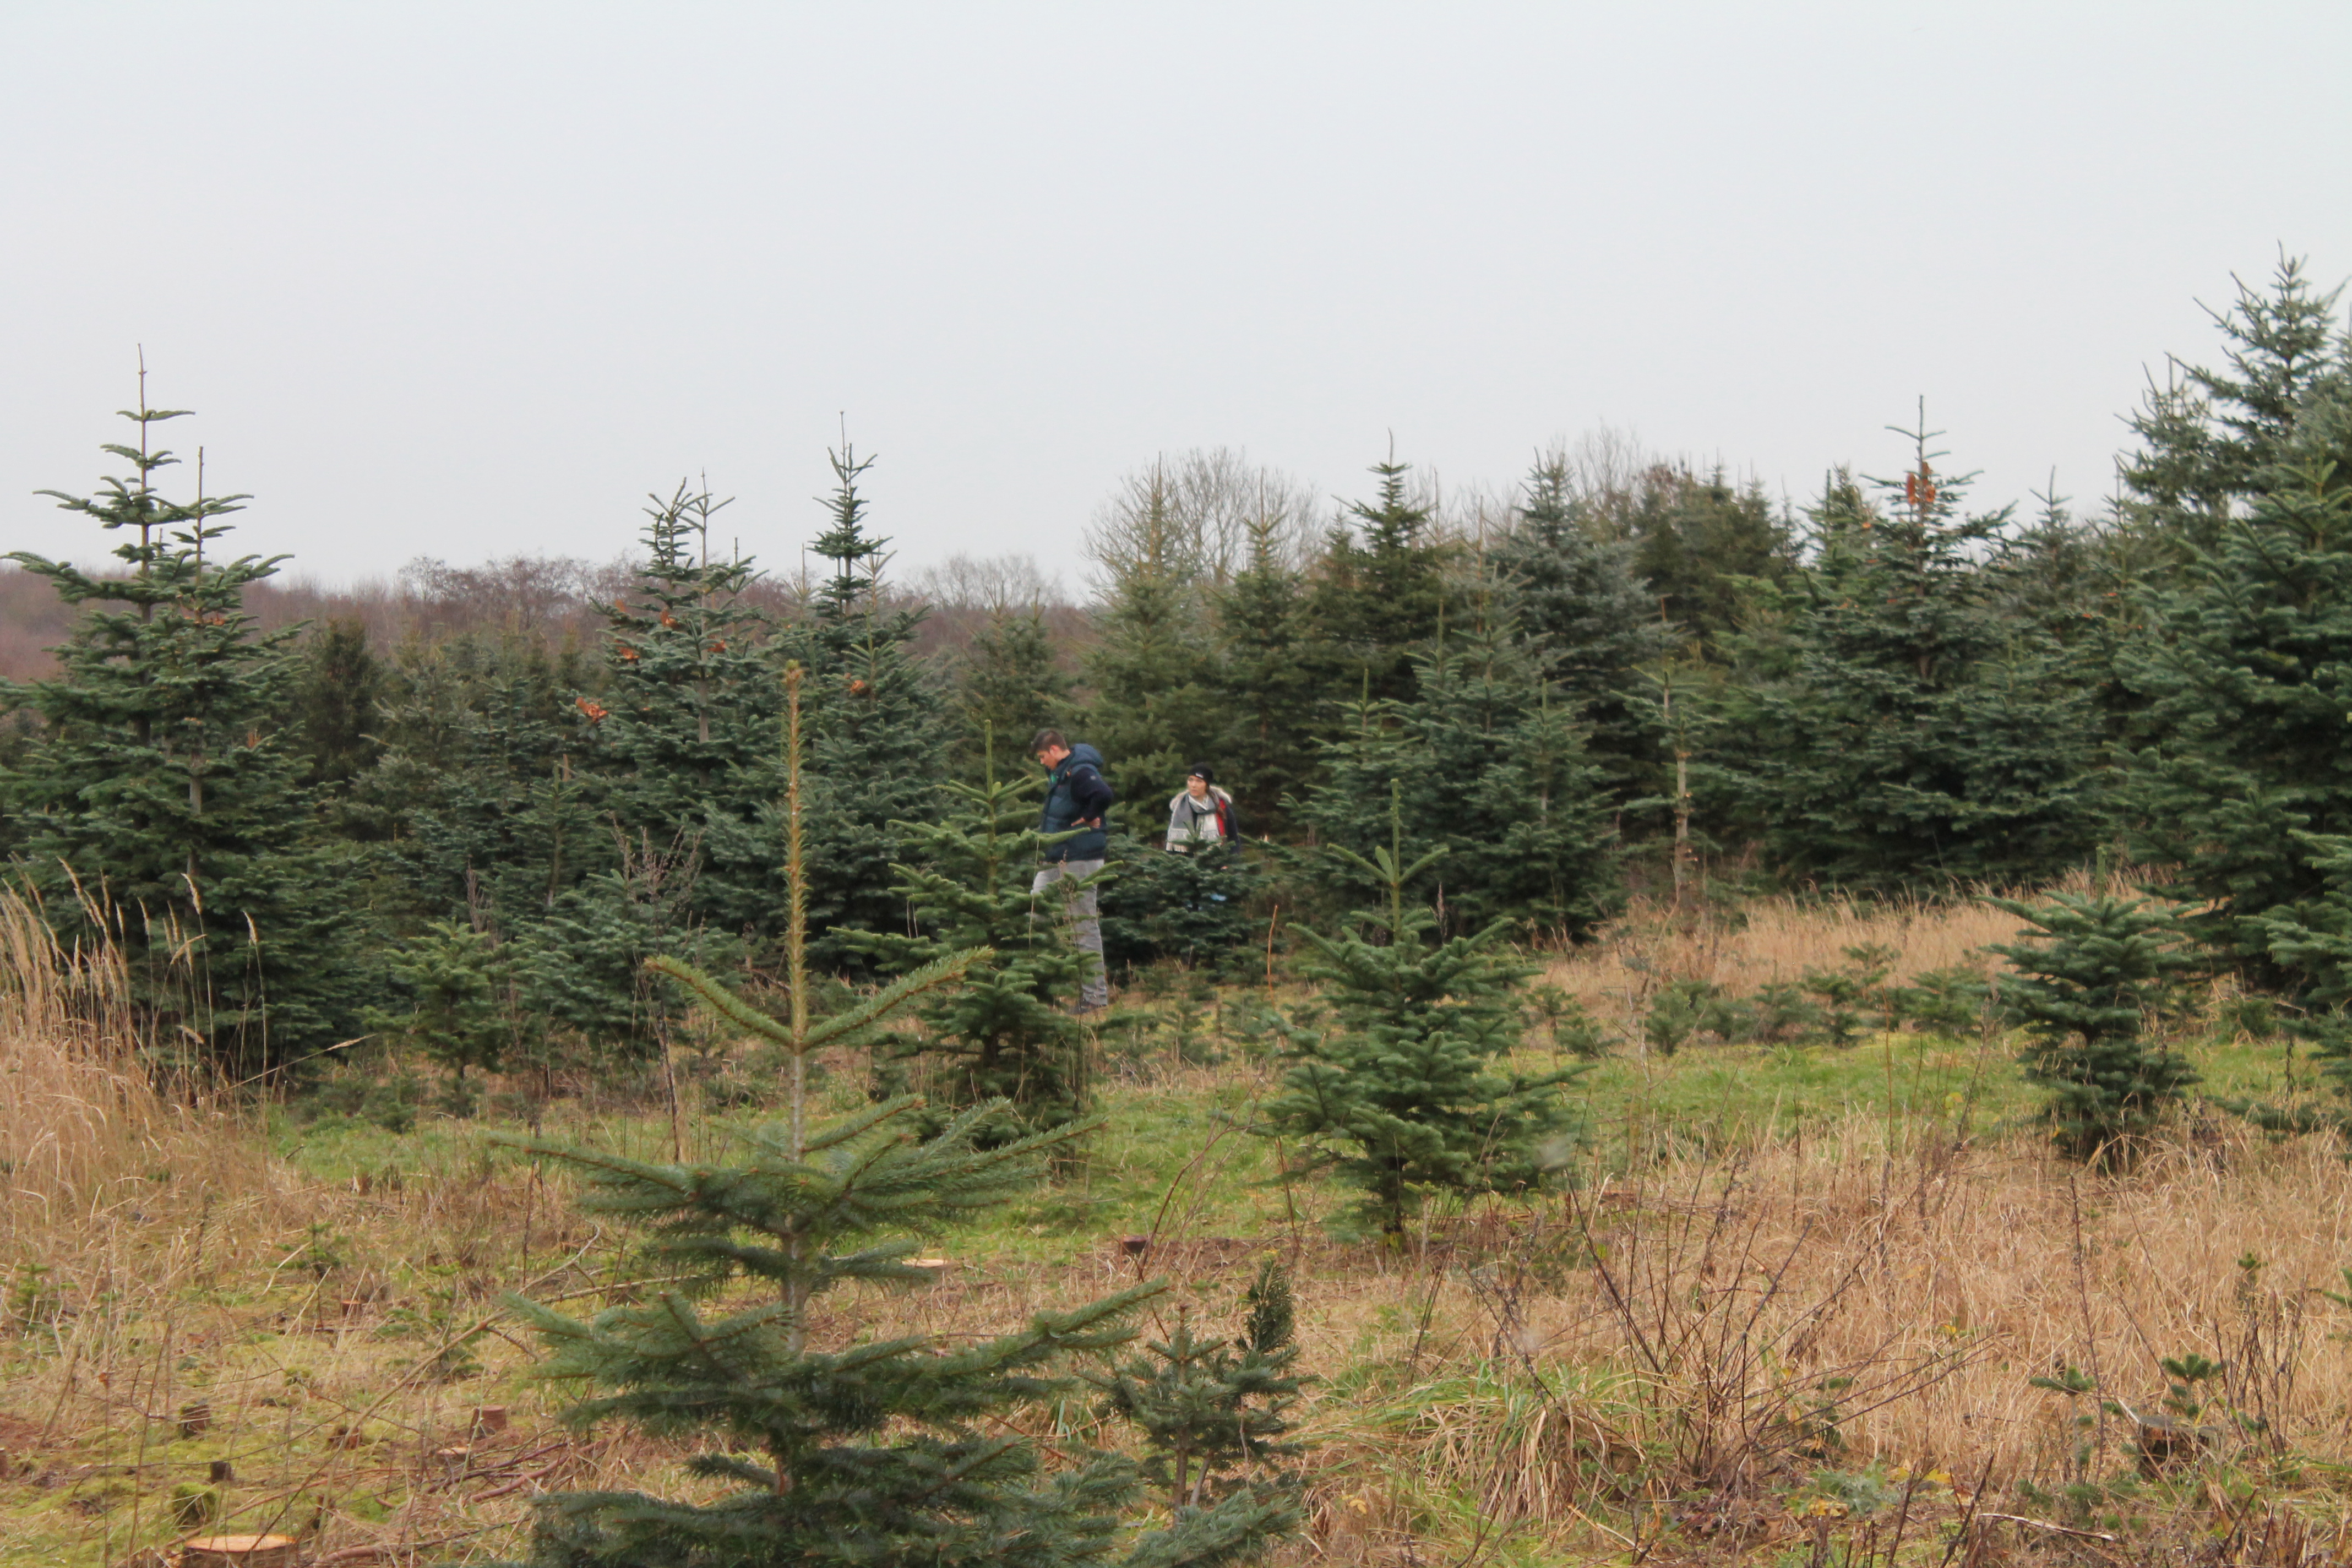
[3,3,2348,591]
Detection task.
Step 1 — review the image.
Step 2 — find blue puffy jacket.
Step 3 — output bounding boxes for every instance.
[1039,743,1114,862]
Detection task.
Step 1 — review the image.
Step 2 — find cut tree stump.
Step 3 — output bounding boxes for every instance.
[181,1536,298,1567]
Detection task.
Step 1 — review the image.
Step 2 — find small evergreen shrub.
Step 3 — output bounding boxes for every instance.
[1991,893,2200,1164]
[1259,799,1582,1235]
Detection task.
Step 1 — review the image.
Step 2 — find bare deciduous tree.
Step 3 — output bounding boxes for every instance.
[902,552,1066,614]
[1082,447,1324,594]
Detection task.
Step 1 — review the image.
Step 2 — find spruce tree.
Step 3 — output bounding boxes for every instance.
[1259,792,1581,1235]
[778,445,950,966]
[1991,894,2199,1165]
[841,733,1093,1140]
[497,669,1288,1568]
[1,380,356,1072]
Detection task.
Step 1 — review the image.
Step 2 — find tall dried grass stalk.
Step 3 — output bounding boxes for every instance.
[0,891,265,1250]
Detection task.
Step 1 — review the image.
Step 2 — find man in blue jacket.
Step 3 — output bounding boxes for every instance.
[1030,728,1112,1012]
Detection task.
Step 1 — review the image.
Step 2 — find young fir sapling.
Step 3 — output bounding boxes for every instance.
[1087,1259,1306,1528]
[1259,786,1582,1235]
[1991,892,2199,1165]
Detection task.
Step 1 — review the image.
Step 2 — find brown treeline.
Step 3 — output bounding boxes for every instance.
[0,552,1092,684]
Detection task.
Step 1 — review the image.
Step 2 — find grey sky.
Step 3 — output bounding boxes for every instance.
[4,3,2348,590]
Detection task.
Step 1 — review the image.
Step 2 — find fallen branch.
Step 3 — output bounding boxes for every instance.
[1974,1511,2117,1543]
[473,1457,569,1502]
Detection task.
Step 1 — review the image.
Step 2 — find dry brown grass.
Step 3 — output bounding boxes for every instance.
[1537,888,2027,1045]
[0,894,273,1245]
[9,891,2352,1564]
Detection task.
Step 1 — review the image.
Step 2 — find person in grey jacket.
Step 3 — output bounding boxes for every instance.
[1031,729,1112,1011]
[1165,764,1233,851]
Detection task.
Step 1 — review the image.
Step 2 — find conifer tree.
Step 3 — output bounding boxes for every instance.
[2229,834,2352,1128]
[363,630,604,930]
[2120,254,2350,556]
[1209,507,1329,839]
[778,445,950,964]
[1259,792,1581,1235]
[1709,427,2104,891]
[950,607,1071,781]
[1991,893,2199,1165]
[2122,389,2352,985]
[1082,468,1224,808]
[1491,451,1675,774]
[1612,464,1793,651]
[497,669,1288,1568]
[842,732,1093,1139]
[1098,834,1268,975]
[1307,450,1450,706]
[296,618,386,793]
[1297,605,1619,941]
[591,480,786,937]
[1087,1259,1306,1523]
[365,920,510,1088]
[1,379,356,1072]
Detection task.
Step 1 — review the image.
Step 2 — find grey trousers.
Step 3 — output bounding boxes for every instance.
[1032,858,1108,1011]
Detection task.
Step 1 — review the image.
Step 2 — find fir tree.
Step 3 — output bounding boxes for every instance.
[1709,427,2105,892]
[363,629,603,931]
[778,444,950,966]
[1259,791,1582,1235]
[365,919,510,1088]
[950,607,1071,781]
[1099,832,1268,976]
[519,825,734,1060]
[295,617,386,793]
[1082,468,1225,809]
[1991,893,2199,1165]
[1611,463,1793,651]
[1297,606,1620,941]
[496,667,1287,1568]
[1086,1259,1306,1523]
[841,732,1093,1140]
[1208,506,1329,839]
[1307,450,1450,706]
[1,378,356,1072]
[591,480,787,939]
[2122,388,2352,985]
[1491,450,1675,774]
[2120,254,2350,557]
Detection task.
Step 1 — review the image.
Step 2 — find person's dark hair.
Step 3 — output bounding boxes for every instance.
[1030,728,1068,755]
[1185,763,1215,785]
